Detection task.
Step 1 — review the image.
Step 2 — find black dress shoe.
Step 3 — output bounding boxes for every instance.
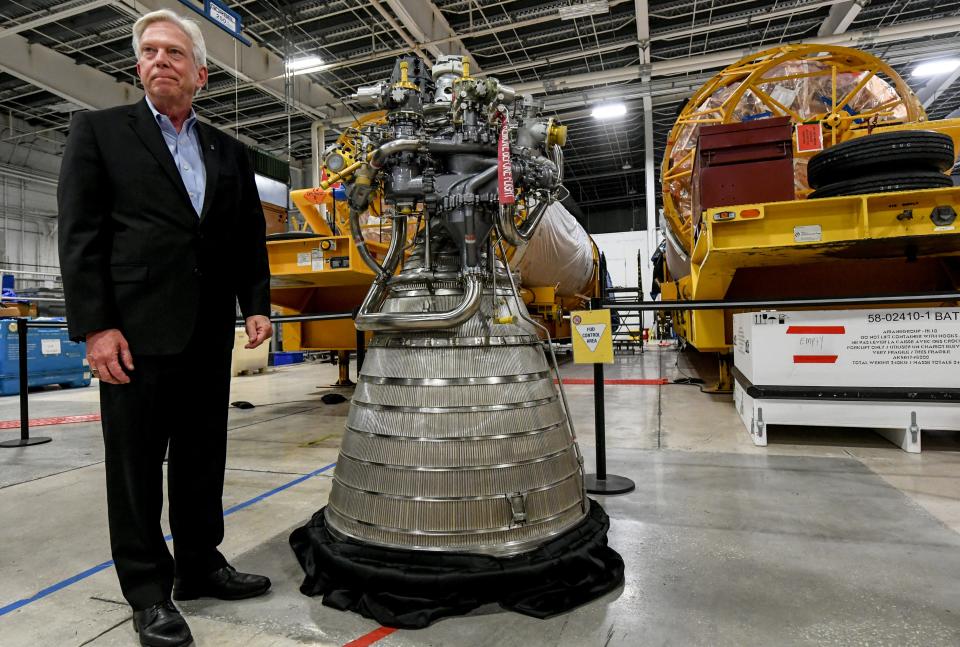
[132,600,193,647]
[173,565,271,601]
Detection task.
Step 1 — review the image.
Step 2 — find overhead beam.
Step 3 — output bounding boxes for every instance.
[0,0,115,40]
[483,40,637,76]
[284,0,636,77]
[514,14,960,98]
[416,0,633,50]
[113,0,347,122]
[369,0,434,65]
[307,13,960,129]
[0,32,142,110]
[0,26,260,149]
[660,0,845,42]
[567,167,644,182]
[512,65,642,95]
[384,0,478,70]
[818,0,866,36]
[578,194,645,207]
[917,67,960,109]
[225,112,291,130]
[317,0,829,76]
[652,14,960,76]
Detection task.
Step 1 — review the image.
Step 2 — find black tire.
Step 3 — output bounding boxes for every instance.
[807,131,955,189]
[808,171,952,199]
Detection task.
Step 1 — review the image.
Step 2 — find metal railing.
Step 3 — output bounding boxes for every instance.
[0,312,360,449]
[6,290,960,447]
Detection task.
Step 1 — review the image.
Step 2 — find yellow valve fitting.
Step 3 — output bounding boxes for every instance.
[462,59,471,79]
[394,60,418,90]
[320,160,364,190]
[495,302,514,324]
[546,121,568,147]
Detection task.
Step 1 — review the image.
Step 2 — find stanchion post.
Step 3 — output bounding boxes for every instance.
[583,296,634,495]
[1,318,52,448]
[594,360,606,480]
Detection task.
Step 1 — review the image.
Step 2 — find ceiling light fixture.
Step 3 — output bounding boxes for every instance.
[558,1,610,21]
[592,102,627,120]
[912,59,960,78]
[286,55,324,75]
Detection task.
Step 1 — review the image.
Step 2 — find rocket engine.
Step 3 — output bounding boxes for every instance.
[290,54,623,628]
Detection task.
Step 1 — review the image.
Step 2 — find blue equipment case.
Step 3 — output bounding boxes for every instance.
[270,351,305,366]
[0,319,91,396]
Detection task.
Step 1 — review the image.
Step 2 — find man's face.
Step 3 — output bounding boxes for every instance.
[136,21,207,105]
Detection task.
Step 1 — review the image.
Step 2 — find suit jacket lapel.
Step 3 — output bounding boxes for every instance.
[128,99,195,221]
[196,123,220,222]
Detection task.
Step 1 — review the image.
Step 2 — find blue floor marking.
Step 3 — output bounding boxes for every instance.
[0,461,337,618]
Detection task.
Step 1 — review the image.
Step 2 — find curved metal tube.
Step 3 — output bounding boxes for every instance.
[356,276,388,321]
[381,215,408,276]
[370,138,421,168]
[350,209,406,279]
[368,139,494,169]
[497,199,549,247]
[466,164,499,193]
[552,144,564,184]
[356,272,484,331]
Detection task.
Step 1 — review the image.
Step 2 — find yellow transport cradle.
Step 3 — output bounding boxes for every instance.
[661,185,960,352]
[659,43,960,365]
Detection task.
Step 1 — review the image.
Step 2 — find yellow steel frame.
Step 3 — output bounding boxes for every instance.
[657,43,960,355]
[670,185,960,351]
[662,44,924,256]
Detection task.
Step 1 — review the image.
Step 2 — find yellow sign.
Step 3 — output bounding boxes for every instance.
[571,309,613,364]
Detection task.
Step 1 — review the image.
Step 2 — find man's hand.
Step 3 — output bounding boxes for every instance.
[244,315,273,349]
[86,328,134,384]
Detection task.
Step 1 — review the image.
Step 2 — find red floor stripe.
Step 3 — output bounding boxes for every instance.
[343,626,397,647]
[793,355,839,364]
[555,378,669,385]
[0,413,101,429]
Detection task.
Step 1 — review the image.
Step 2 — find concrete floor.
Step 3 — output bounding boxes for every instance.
[2,344,960,646]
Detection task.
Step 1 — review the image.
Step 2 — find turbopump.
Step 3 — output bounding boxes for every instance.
[290,54,623,628]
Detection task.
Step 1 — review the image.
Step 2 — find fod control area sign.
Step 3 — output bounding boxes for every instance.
[571,310,614,364]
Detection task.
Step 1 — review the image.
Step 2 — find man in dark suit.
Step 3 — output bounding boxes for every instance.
[58,9,273,647]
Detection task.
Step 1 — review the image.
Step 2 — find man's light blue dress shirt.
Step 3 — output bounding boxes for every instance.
[145,95,206,216]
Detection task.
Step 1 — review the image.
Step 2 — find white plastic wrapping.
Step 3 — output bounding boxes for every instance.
[511,202,595,296]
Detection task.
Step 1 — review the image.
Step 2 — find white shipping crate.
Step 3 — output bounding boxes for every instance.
[732,308,960,453]
[231,327,269,376]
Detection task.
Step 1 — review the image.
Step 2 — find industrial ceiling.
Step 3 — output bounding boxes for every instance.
[2,0,960,229]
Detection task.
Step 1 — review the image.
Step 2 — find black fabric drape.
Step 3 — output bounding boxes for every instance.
[289,499,624,629]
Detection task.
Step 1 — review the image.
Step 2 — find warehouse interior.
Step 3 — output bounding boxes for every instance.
[2,1,960,646]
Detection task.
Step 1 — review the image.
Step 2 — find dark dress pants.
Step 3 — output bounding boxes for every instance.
[100,324,233,610]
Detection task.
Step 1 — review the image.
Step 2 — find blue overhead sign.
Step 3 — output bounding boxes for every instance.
[205,0,241,37]
[176,0,252,46]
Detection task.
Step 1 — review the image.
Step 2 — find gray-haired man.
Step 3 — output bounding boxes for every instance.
[58,10,273,646]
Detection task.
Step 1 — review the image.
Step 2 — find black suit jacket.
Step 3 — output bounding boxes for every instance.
[57,99,271,355]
